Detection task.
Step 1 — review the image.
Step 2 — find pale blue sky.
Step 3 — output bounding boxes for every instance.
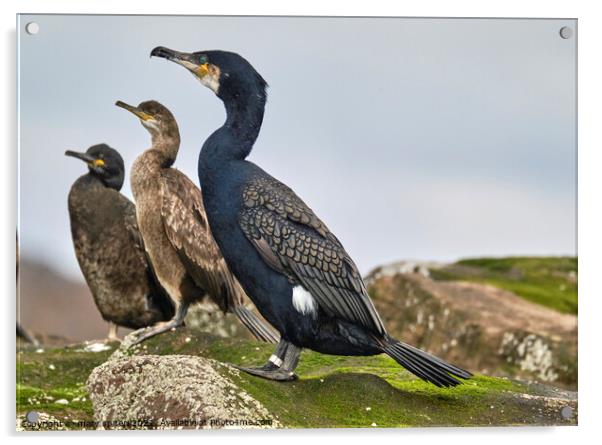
[18,15,576,280]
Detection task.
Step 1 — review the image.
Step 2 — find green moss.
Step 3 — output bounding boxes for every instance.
[17,329,577,429]
[16,345,115,426]
[17,384,92,417]
[221,360,549,427]
[125,330,575,428]
[430,257,577,314]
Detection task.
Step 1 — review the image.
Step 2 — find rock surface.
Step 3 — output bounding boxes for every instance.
[18,329,577,429]
[366,270,577,388]
[87,355,279,429]
[17,257,578,430]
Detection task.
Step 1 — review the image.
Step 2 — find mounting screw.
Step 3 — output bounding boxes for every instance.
[560,406,573,419]
[25,22,39,35]
[559,26,573,39]
[25,411,39,423]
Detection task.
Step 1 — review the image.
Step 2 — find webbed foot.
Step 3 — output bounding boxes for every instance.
[127,301,190,347]
[232,363,298,381]
[128,321,180,346]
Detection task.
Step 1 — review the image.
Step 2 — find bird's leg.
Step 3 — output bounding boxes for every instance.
[129,301,190,346]
[254,338,290,371]
[232,338,288,376]
[106,322,121,342]
[233,339,301,381]
[280,343,302,375]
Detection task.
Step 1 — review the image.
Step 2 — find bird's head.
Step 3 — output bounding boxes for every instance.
[150,47,267,101]
[65,144,125,190]
[115,99,180,143]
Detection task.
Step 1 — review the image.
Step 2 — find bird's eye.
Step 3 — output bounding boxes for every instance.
[198,55,207,65]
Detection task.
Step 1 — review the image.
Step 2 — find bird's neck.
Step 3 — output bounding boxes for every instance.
[199,87,266,181]
[149,134,180,167]
[86,170,123,191]
[80,172,104,188]
[223,91,265,154]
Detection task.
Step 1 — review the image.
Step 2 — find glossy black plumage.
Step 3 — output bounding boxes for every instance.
[240,175,386,335]
[152,47,472,385]
[66,144,174,339]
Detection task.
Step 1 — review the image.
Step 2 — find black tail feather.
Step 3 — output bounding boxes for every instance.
[384,339,472,387]
[400,342,473,379]
[233,306,280,344]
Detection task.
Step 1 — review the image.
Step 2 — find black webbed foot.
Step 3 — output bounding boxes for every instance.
[230,339,301,381]
[232,363,298,381]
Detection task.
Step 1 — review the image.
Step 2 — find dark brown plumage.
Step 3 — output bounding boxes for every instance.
[116,99,278,344]
[66,145,174,340]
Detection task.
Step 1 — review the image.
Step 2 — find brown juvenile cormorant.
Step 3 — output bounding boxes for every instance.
[150,47,472,385]
[66,144,174,340]
[115,99,278,344]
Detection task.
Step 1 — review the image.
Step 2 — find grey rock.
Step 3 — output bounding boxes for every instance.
[86,354,281,429]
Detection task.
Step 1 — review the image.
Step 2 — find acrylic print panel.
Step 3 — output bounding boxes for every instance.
[17,15,577,430]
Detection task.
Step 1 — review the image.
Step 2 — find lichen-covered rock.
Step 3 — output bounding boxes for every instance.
[18,330,577,429]
[86,355,281,429]
[366,271,577,389]
[184,302,259,340]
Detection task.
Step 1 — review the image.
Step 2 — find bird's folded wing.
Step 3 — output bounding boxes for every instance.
[122,195,153,270]
[239,175,386,335]
[122,194,174,315]
[160,169,245,311]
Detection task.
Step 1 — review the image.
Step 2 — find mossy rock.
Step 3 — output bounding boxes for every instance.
[366,267,577,389]
[430,257,577,315]
[17,328,576,430]
[17,342,114,430]
[117,329,578,428]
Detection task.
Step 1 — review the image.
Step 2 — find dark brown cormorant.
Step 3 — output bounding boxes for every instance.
[150,47,472,385]
[115,99,278,344]
[66,144,174,340]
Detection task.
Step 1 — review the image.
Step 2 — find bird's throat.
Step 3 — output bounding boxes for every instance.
[150,135,180,168]
[199,82,267,179]
[222,89,266,158]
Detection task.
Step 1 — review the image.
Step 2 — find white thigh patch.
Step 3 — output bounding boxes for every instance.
[292,286,317,316]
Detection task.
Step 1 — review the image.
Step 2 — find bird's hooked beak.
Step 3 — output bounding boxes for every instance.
[150,46,206,74]
[65,150,105,168]
[115,100,153,121]
[151,46,219,93]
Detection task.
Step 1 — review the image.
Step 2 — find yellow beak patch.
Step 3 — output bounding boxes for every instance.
[198,63,209,77]
[137,111,154,121]
[92,159,105,167]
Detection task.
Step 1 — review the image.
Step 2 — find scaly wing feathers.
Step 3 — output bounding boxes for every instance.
[239,175,386,336]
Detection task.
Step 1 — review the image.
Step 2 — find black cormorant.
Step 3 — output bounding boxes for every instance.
[151,47,473,386]
[115,99,278,344]
[66,144,175,340]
